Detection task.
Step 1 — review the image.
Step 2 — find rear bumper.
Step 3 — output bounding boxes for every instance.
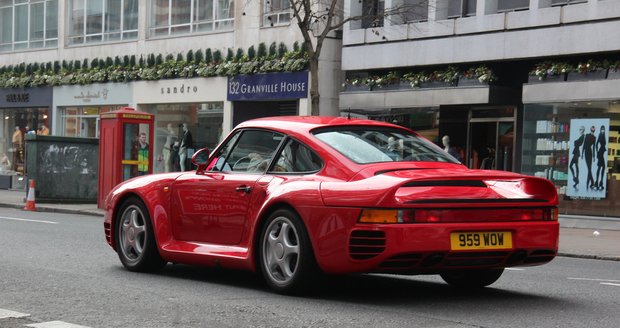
[312,220,559,274]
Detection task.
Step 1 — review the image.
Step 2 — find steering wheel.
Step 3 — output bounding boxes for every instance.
[233,156,252,171]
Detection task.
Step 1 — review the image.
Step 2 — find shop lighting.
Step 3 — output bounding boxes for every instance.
[4,116,8,120]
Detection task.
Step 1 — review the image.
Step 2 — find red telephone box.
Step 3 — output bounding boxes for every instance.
[98,107,154,208]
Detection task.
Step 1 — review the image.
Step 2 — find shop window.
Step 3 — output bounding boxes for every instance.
[522,101,620,217]
[144,102,224,173]
[0,0,58,52]
[0,107,49,176]
[59,105,120,138]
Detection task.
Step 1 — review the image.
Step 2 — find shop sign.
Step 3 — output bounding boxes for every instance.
[54,84,132,106]
[566,118,610,199]
[0,87,52,108]
[73,89,109,103]
[227,71,308,101]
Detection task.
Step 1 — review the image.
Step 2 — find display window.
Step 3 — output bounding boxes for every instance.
[522,101,620,217]
[0,107,49,176]
[59,105,123,138]
[142,102,223,173]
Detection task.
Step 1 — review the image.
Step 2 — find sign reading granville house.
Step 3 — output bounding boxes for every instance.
[227,71,308,101]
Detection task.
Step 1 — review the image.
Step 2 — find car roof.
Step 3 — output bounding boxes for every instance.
[235,116,400,134]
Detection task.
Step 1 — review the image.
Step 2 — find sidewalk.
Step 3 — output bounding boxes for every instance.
[1,188,618,261]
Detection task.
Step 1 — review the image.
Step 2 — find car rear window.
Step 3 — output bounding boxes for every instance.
[313,127,459,164]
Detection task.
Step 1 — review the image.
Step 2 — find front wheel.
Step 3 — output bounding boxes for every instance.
[440,268,504,289]
[258,209,319,294]
[115,197,166,272]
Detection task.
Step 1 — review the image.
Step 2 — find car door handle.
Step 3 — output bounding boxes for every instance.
[235,185,252,193]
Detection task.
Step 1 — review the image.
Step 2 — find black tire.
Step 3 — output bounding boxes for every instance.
[258,208,319,294]
[115,197,166,272]
[440,268,504,289]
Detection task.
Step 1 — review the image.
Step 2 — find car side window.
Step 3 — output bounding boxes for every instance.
[271,139,323,174]
[216,129,284,173]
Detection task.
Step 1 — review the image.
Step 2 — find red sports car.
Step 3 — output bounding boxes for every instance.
[103,116,559,294]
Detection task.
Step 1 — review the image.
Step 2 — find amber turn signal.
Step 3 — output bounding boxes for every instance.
[358,209,402,223]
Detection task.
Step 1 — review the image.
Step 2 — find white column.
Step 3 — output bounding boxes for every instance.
[222,101,233,135]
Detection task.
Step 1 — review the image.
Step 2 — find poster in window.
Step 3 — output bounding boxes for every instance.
[566,118,609,199]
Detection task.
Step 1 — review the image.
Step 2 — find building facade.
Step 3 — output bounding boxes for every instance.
[0,0,341,179]
[341,0,620,217]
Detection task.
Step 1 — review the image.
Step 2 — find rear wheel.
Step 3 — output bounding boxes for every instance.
[258,209,319,294]
[115,197,166,272]
[440,268,504,289]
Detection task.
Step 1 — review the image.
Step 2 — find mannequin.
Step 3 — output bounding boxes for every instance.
[162,123,176,172]
[37,124,49,135]
[12,126,22,146]
[179,123,193,171]
[12,126,23,171]
[442,135,462,162]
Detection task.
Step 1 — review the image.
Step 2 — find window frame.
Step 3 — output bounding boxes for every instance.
[209,129,286,174]
[269,138,324,174]
[148,0,234,38]
[66,0,138,46]
[0,0,58,53]
[263,0,291,27]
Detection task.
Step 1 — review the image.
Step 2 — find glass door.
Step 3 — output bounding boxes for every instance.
[467,108,515,171]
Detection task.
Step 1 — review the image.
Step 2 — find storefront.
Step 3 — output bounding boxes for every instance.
[0,87,52,181]
[522,79,620,217]
[134,78,226,174]
[53,84,132,138]
[339,85,519,171]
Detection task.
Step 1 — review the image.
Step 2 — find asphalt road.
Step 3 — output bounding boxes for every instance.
[1,208,619,328]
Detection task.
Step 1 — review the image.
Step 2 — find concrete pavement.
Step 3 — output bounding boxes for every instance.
[0,188,618,261]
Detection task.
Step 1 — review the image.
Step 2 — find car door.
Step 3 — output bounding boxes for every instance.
[170,129,284,245]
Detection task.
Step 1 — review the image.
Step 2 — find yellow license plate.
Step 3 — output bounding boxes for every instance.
[450,231,513,250]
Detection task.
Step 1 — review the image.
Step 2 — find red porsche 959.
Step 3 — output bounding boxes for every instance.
[103,116,559,294]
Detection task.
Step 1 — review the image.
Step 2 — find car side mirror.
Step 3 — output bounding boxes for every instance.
[191,148,210,172]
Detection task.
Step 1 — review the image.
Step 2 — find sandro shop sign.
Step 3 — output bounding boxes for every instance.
[0,87,52,107]
[227,71,308,101]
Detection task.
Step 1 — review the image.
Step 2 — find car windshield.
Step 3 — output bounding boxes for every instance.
[313,127,459,164]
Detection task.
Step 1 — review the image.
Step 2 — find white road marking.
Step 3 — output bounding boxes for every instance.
[505,268,525,271]
[567,277,620,283]
[26,321,91,328]
[0,216,58,224]
[600,283,620,287]
[0,308,29,319]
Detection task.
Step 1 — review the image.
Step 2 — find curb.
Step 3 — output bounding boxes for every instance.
[0,203,103,217]
[557,252,620,262]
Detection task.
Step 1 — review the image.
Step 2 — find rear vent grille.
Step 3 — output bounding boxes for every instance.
[104,222,112,244]
[349,230,386,260]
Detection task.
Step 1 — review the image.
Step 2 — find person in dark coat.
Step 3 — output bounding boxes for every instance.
[595,125,607,190]
[569,126,585,189]
[179,123,193,171]
[582,126,597,190]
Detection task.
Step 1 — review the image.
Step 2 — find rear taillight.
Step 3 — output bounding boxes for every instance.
[358,207,558,224]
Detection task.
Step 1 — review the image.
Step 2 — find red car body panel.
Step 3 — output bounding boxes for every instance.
[104,116,559,275]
